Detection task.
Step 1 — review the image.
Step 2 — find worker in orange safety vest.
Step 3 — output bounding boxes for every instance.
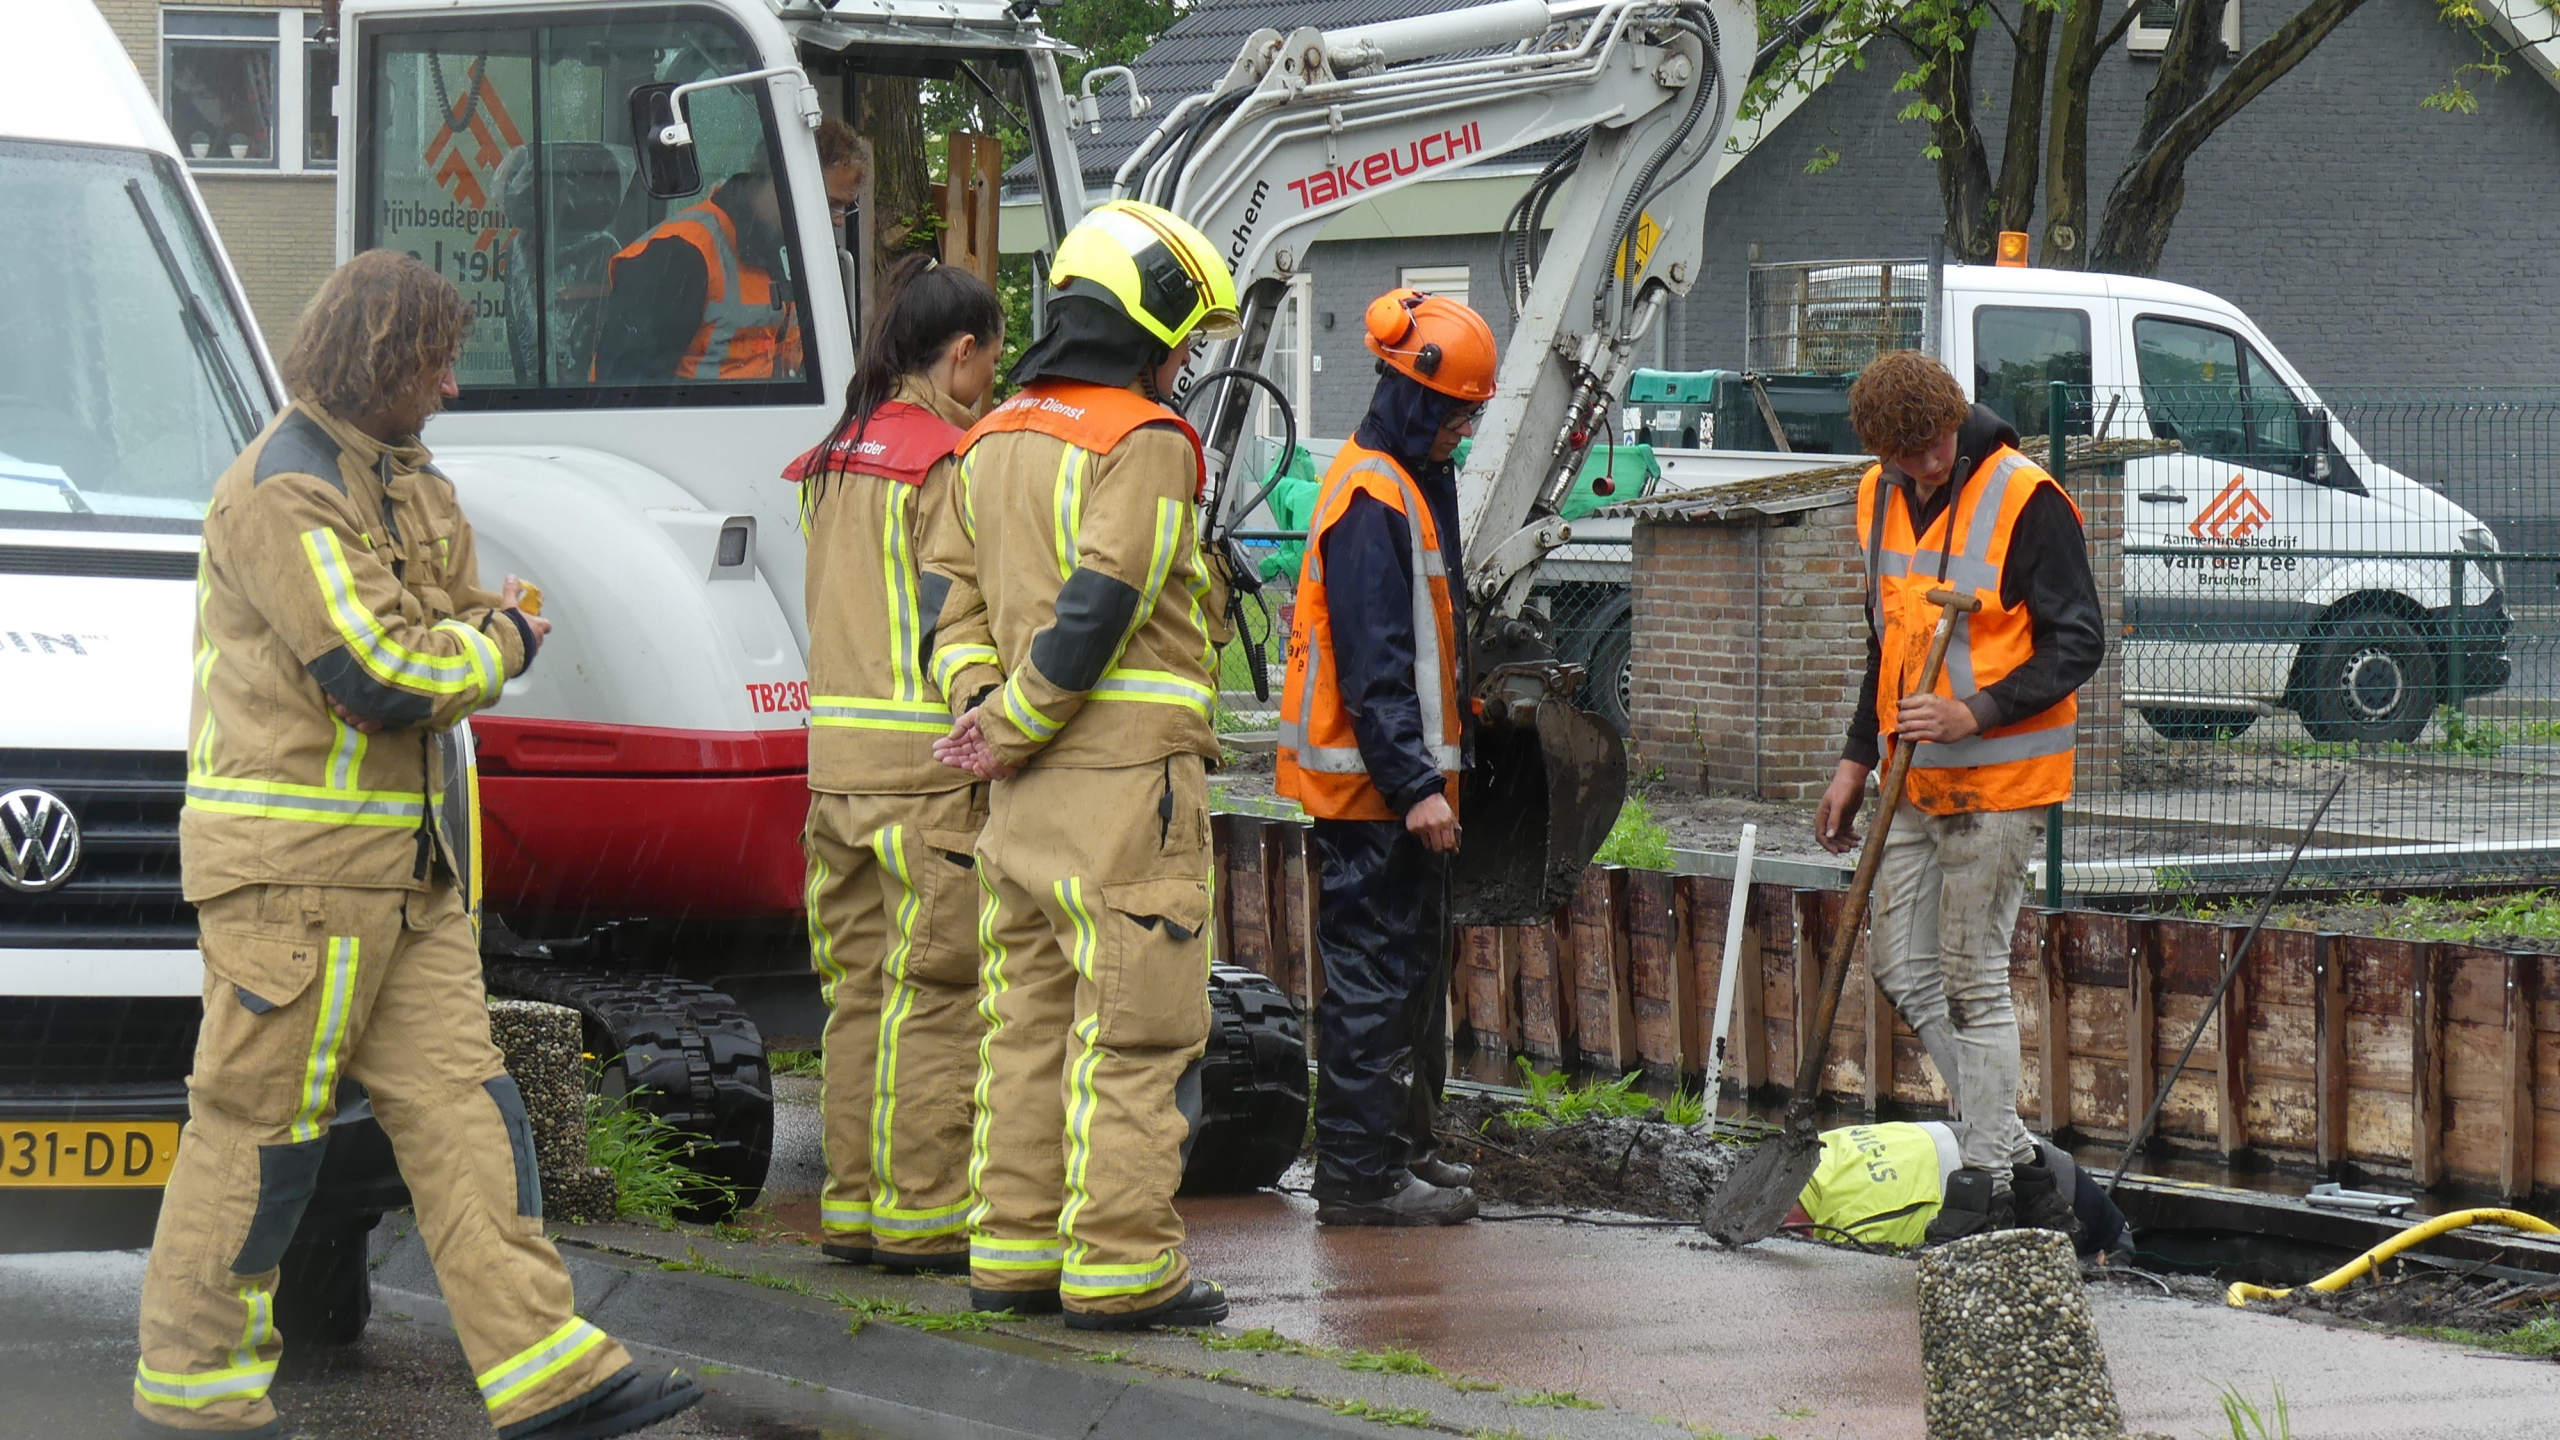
[592,168,803,384]
[1274,288,1490,1227]
[1813,350,2104,1244]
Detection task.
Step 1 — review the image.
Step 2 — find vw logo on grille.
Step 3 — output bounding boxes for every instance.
[0,789,82,893]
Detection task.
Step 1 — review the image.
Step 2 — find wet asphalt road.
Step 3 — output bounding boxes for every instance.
[0,1247,884,1440]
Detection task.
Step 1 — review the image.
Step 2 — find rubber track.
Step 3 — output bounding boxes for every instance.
[1182,964,1309,1194]
[486,963,773,1220]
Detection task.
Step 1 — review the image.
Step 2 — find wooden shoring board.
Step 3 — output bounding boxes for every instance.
[2011,906,2046,1125]
[1278,824,1319,1023]
[2145,917,2226,1148]
[1626,869,1693,1076]
[2216,922,2250,1159]
[1221,816,1275,982]
[2504,950,2539,1200]
[2333,933,2423,1173]
[2414,941,2444,1189]
[1788,889,1824,1101]
[2315,931,2349,1174]
[1456,926,1520,1053]
[1516,910,1574,1064]
[2061,909,2134,1138]
[2037,910,2071,1134]
[2126,917,2158,1150]
[1572,867,1638,1070]
[1679,875,1745,1098]
[2437,941,2518,1189]
[2239,926,2321,1159]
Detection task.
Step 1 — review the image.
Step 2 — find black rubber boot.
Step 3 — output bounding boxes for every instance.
[875,1249,970,1276]
[820,1242,871,1265]
[499,1365,703,1440]
[1314,1173,1478,1227]
[1064,1280,1230,1332]
[1922,1168,2016,1246]
[1408,1152,1476,1189]
[2010,1157,2083,1241]
[132,1416,280,1438]
[971,1286,1062,1315]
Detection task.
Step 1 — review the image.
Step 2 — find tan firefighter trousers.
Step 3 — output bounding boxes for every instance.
[135,880,630,1434]
[803,787,987,1258]
[967,756,1214,1316]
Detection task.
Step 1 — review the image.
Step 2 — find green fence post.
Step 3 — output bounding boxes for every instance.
[2045,381,2068,909]
[2448,554,2467,721]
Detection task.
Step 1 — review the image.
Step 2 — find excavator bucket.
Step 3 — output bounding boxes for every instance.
[1451,694,1627,926]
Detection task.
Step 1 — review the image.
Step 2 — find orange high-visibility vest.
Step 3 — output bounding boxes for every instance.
[959,379,1206,493]
[606,198,801,380]
[1858,444,2080,814]
[1275,440,1463,822]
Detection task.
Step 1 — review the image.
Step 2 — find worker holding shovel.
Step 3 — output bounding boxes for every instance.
[1812,352,2104,1243]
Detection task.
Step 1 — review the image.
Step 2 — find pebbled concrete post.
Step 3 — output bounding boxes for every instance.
[487,999,617,1222]
[1917,1228,2124,1440]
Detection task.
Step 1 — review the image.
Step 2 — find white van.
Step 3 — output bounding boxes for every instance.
[1669,260,2511,745]
[0,0,400,1329]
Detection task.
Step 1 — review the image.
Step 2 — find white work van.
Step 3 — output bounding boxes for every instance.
[0,0,404,1327]
[1658,260,2510,745]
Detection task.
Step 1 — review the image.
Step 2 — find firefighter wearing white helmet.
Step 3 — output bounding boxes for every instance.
[925,200,1237,1329]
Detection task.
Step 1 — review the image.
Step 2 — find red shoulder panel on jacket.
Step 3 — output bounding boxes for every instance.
[782,401,966,487]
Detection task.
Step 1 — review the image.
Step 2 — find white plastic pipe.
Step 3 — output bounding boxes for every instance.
[1704,823,1756,1121]
[1323,0,1554,70]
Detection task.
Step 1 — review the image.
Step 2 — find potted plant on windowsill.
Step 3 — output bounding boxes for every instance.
[189,131,209,159]
[227,133,249,160]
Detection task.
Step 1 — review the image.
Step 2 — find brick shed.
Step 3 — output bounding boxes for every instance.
[1612,446,2124,802]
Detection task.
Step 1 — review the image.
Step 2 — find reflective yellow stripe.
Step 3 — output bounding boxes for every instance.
[805,844,843,1007]
[869,825,922,1210]
[134,1357,277,1409]
[326,714,368,791]
[970,1234,1064,1271]
[1052,446,1089,580]
[1089,668,1213,716]
[1054,879,1107,1259]
[301,528,483,696]
[931,643,1000,695]
[881,484,926,704]
[875,1197,974,1237]
[964,866,1010,1235]
[820,1199,873,1235]
[997,678,1061,743]
[809,695,951,733]
[191,567,219,774]
[475,1317,611,1411]
[289,936,358,1143]
[1137,496,1182,619]
[1062,1251,1180,1299]
[185,771,427,827]
[958,451,979,541]
[432,617,506,705]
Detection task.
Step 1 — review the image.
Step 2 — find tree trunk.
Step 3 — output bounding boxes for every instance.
[2039,0,2112,270]
[856,73,934,283]
[1993,7,2053,239]
[2091,0,2369,273]
[1914,39,1995,262]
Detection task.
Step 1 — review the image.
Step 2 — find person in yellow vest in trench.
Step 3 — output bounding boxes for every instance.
[1274,288,1495,1227]
[1813,351,2105,1243]
[136,251,697,1439]
[1789,1122,2133,1257]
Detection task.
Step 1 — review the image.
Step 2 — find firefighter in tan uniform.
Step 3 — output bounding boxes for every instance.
[135,253,698,1440]
[927,201,1235,1330]
[786,255,1005,1271]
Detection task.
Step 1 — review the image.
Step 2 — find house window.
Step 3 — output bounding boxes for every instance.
[1258,274,1313,443]
[2127,0,2238,56]
[163,8,337,173]
[1399,265,1470,308]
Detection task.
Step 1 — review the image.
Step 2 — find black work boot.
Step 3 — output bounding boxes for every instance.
[875,1249,970,1276]
[1064,1280,1230,1331]
[1314,1172,1478,1227]
[1407,1151,1476,1189]
[2010,1157,2083,1242]
[820,1241,871,1265]
[971,1286,1062,1315]
[133,1418,280,1438]
[499,1365,702,1440]
[1922,1167,2016,1246]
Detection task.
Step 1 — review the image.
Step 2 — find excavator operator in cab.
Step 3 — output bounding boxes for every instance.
[590,163,805,385]
[1275,287,1493,1227]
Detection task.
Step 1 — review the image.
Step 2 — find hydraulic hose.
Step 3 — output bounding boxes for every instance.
[2225,1208,2560,1307]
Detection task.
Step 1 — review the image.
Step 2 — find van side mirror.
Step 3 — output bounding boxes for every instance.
[629,83,702,199]
[2300,407,2331,484]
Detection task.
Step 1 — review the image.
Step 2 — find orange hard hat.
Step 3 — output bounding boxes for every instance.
[1363,288,1496,402]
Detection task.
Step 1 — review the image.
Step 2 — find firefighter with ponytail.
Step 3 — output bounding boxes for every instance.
[1275,287,1492,1227]
[786,254,1005,1276]
[928,201,1238,1328]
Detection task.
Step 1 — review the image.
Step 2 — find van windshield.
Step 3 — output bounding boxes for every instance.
[0,140,269,531]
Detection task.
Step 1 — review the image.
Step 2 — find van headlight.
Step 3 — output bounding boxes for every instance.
[2460,527,2503,598]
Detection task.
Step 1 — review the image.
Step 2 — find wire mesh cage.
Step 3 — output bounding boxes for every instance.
[1746,259,1935,375]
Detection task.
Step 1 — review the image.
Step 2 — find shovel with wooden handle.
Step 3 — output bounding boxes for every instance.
[1702,586,1981,1247]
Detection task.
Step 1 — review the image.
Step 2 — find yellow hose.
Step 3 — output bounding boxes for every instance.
[2225,1208,2560,1306]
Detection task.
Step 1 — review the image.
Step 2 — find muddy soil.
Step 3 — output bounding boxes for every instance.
[1433,1093,1735,1220]
[2259,1266,2560,1340]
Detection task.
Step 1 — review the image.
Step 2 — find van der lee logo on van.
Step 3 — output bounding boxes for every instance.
[2190,475,2272,541]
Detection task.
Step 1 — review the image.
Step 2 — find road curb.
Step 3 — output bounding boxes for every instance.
[369,1222,1403,1439]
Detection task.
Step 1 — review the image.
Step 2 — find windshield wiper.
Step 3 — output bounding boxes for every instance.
[124,178,264,452]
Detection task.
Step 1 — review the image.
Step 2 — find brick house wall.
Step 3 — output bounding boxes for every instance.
[90,0,335,350]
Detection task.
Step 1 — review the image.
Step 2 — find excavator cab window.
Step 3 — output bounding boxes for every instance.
[357,10,820,408]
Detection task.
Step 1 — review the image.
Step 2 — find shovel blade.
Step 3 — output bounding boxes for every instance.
[1451,698,1627,925]
[1699,1122,1823,1248]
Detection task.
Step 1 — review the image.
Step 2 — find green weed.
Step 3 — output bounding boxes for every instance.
[1200,1327,1326,1356]
[697,1363,734,1376]
[842,1296,1008,1334]
[1512,1390,1603,1410]
[1329,1399,1434,1427]
[1503,1059,1656,1129]
[1202,1368,1239,1382]
[1469,1429,1534,1440]
[2433,706,2508,755]
[2215,1381,2291,1440]
[1775,1405,1814,1420]
[2278,739,2357,760]
[1595,795,1676,871]
[2522,719,2560,743]
[586,1086,724,1223]
[1448,1376,1502,1392]
[2402,1315,2560,1355]
[1660,1084,1708,1127]
[767,1048,823,1077]
[1339,1346,1444,1380]
[1086,1348,1133,1364]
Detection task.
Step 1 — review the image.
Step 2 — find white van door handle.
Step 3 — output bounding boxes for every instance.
[2137,490,2189,504]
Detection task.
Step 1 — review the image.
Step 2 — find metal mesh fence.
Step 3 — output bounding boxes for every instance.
[2044,383,2560,890]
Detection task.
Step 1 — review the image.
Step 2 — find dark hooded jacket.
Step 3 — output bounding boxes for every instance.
[1315,368,1473,816]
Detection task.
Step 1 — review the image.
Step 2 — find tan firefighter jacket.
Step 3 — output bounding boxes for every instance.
[180,401,531,903]
[795,377,982,794]
[928,389,1220,772]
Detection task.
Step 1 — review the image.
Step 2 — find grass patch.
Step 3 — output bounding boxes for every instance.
[1660,1084,1708,1127]
[1594,794,1676,870]
[1201,1327,1326,1356]
[1329,1399,1434,1427]
[1503,1058,1656,1130]
[1202,1368,1239,1382]
[1339,1345,1443,1380]
[768,1048,823,1077]
[655,1246,814,1296]
[1511,1390,1603,1410]
[2402,1315,2560,1355]
[586,1085,723,1222]
[1085,1348,1133,1364]
[2215,1381,2292,1439]
[1448,1376,1502,1393]
[842,1295,1010,1334]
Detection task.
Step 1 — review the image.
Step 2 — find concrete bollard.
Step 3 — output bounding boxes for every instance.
[1917,1228,2124,1440]
[487,999,617,1222]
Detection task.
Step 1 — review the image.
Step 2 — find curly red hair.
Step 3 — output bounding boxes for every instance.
[1847,350,1970,459]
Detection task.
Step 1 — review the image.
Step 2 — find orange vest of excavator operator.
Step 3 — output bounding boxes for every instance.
[605,199,801,380]
[1859,444,2080,815]
[1275,440,1463,822]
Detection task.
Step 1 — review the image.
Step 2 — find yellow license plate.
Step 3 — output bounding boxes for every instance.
[0,1121,181,1187]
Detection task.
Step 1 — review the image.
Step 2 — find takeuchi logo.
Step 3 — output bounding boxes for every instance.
[2191,474,2272,541]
